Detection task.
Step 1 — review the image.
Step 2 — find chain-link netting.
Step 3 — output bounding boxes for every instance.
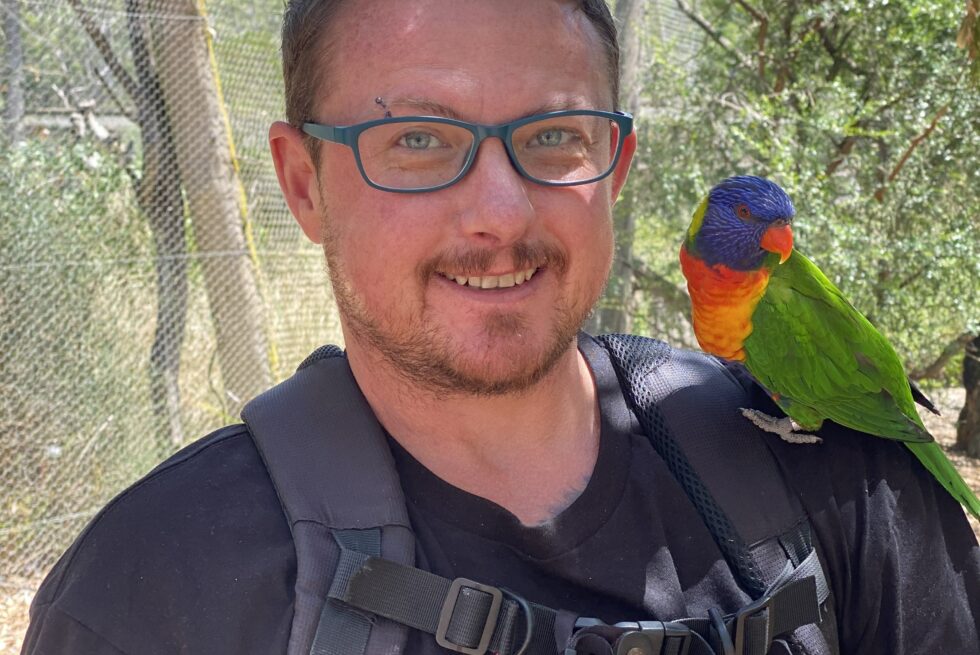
[0,1,342,646]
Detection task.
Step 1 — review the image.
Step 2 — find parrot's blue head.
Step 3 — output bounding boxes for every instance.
[688,175,796,271]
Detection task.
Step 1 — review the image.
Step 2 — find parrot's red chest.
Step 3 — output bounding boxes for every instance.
[679,246,771,361]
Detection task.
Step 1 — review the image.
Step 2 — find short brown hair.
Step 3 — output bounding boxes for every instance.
[281,1,621,135]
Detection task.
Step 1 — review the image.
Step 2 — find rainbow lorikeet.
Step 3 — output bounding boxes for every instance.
[679,175,980,519]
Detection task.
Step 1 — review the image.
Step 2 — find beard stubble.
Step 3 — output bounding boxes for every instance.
[320,218,603,398]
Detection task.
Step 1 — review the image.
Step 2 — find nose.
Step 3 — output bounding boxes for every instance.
[454,137,535,247]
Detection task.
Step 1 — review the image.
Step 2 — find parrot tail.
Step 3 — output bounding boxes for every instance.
[908,378,941,416]
[906,441,980,520]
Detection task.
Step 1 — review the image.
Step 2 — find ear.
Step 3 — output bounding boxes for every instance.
[609,128,637,203]
[269,121,322,244]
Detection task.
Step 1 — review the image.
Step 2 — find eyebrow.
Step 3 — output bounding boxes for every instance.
[387,97,465,120]
[385,97,596,123]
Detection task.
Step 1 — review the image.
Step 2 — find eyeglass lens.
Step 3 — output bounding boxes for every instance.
[355,114,620,190]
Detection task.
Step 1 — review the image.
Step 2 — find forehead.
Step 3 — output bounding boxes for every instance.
[316,0,612,122]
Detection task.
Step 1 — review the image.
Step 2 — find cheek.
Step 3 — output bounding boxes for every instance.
[320,183,441,288]
[571,185,616,269]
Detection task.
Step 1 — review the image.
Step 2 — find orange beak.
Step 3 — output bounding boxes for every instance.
[760,223,794,264]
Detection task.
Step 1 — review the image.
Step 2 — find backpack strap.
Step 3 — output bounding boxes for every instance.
[591,333,838,655]
[243,338,837,655]
[241,346,415,655]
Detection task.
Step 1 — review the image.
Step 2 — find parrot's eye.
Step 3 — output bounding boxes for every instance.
[735,203,752,220]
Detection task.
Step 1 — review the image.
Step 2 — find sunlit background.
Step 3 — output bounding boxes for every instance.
[2,1,978,650]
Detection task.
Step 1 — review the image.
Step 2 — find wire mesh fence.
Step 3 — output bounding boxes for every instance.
[0,1,342,643]
[2,0,977,652]
[0,0,713,649]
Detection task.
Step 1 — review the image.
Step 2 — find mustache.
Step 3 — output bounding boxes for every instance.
[419,241,568,279]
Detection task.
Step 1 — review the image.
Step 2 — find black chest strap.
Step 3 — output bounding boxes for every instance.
[327,543,827,655]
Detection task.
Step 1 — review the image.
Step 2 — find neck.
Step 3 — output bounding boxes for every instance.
[344,333,601,525]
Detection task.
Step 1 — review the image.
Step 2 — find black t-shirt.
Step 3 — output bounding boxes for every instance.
[21,346,980,655]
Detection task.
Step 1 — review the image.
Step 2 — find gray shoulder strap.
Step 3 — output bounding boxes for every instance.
[241,347,414,655]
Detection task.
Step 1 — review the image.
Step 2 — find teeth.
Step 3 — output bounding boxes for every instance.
[440,267,538,289]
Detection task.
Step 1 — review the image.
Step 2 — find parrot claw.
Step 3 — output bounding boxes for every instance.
[740,408,822,444]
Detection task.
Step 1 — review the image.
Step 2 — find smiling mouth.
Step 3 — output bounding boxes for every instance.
[437,267,539,289]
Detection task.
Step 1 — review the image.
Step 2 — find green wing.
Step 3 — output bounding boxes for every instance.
[742,251,931,443]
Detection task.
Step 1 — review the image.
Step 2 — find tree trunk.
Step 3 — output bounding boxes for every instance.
[126,1,189,453]
[147,0,271,414]
[72,0,189,453]
[2,0,25,144]
[587,0,645,335]
[956,335,980,457]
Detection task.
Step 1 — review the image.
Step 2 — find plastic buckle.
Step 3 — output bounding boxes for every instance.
[733,593,774,655]
[568,618,691,655]
[615,621,691,655]
[435,577,504,655]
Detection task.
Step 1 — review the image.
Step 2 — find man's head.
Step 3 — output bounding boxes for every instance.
[281,0,621,162]
[270,0,635,397]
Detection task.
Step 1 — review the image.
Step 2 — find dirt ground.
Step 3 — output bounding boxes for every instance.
[917,388,980,538]
[2,389,978,652]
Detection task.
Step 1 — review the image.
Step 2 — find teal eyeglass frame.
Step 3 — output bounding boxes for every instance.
[301,109,634,193]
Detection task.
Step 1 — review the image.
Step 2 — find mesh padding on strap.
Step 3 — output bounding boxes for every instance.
[596,334,767,594]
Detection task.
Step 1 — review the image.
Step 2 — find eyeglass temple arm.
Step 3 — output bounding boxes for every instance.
[302,123,355,146]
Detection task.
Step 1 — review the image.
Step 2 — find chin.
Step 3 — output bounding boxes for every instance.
[442,342,572,397]
[414,306,581,396]
[432,313,579,396]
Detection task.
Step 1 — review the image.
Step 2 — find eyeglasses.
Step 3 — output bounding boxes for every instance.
[302,109,633,193]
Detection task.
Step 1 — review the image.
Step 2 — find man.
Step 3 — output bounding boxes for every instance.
[21,1,979,654]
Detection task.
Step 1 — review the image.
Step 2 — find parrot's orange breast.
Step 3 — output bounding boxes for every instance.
[679,246,770,361]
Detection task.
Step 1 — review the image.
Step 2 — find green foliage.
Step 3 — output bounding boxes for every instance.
[0,136,163,572]
[631,0,979,383]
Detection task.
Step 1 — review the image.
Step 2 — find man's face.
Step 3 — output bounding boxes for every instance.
[302,0,633,396]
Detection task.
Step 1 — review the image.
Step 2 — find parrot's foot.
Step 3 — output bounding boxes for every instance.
[739,408,822,444]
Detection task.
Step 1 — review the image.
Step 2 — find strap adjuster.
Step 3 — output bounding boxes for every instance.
[615,621,692,655]
[436,577,503,655]
[733,591,775,655]
[732,575,819,655]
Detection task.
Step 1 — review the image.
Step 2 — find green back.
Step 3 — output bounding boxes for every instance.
[743,252,929,442]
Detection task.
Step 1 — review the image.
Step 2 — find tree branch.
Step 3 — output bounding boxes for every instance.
[894,261,930,290]
[823,95,904,177]
[67,0,140,103]
[957,0,979,61]
[628,259,691,317]
[874,103,949,202]
[675,0,755,72]
[816,23,864,80]
[733,0,768,77]
[773,15,824,93]
[909,332,976,380]
[92,64,139,124]
[825,134,859,176]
